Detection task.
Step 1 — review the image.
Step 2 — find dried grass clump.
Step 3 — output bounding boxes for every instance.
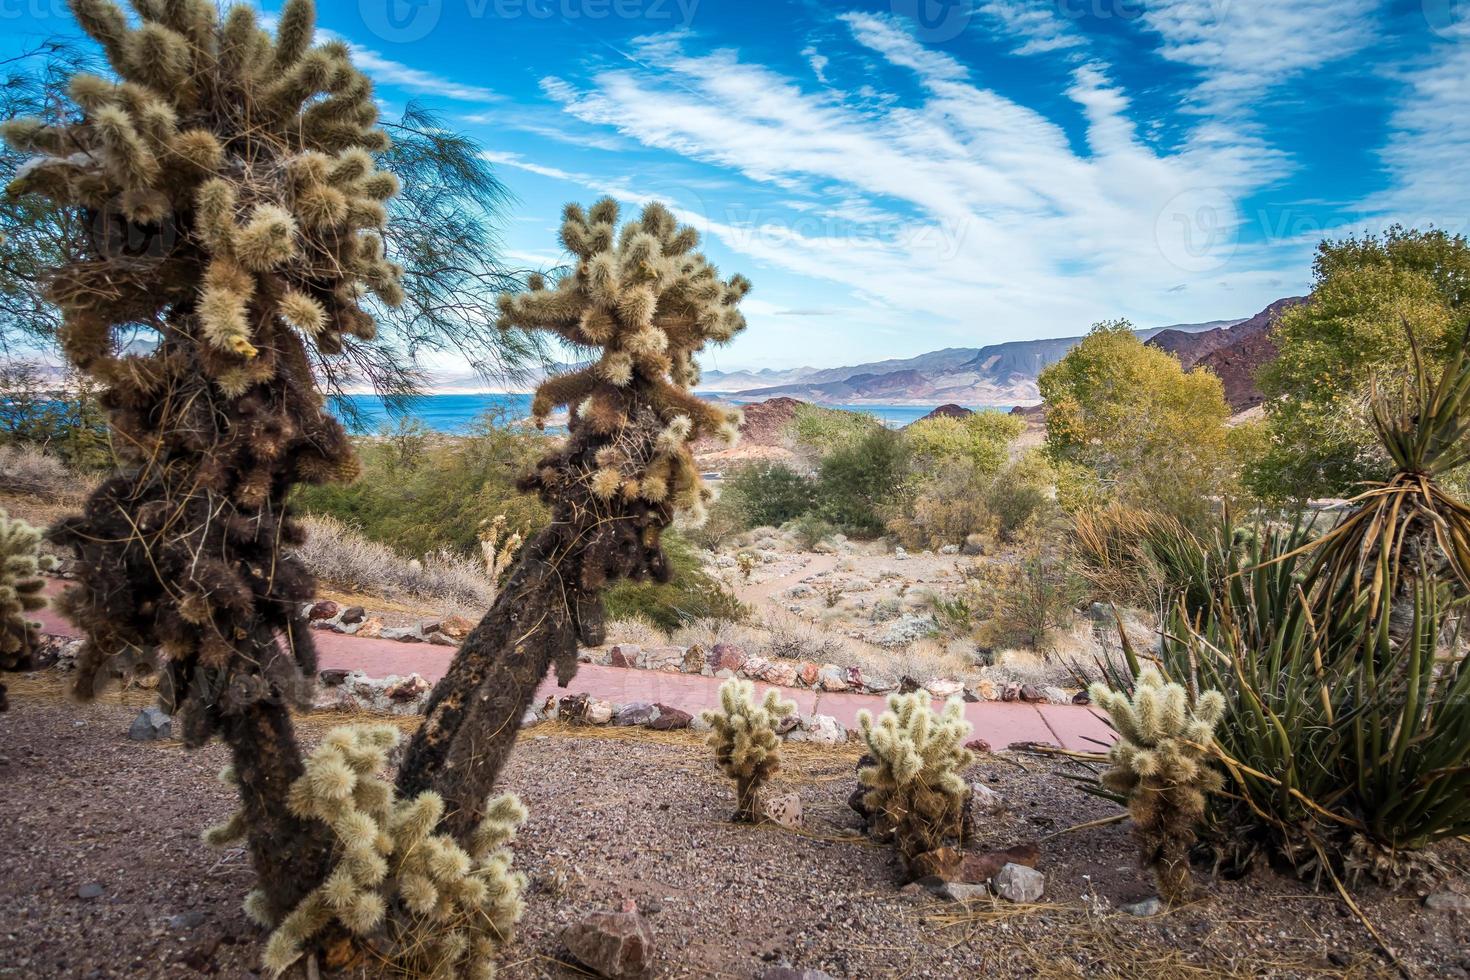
[701,678,796,822]
[207,725,526,979]
[0,445,93,499]
[290,514,494,610]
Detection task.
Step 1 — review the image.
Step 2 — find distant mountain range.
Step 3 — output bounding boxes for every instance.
[701,317,1250,406]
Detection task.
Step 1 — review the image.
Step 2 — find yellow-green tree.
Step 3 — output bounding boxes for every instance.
[1039,320,1236,525]
[1249,226,1470,501]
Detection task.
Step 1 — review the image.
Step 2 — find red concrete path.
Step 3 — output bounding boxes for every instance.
[32,580,1113,751]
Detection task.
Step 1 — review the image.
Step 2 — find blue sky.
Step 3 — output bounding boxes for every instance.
[5,0,1468,373]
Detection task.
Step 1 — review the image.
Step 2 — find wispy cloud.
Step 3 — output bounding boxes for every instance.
[977,0,1087,58]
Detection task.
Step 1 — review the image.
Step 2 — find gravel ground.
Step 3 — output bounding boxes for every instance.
[2,675,1468,979]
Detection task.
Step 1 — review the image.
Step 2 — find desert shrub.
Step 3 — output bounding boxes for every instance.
[887,459,995,549]
[974,540,1082,652]
[787,512,838,550]
[856,693,975,878]
[721,461,817,529]
[982,449,1056,540]
[788,402,881,461]
[1090,669,1225,904]
[816,427,908,536]
[294,416,551,557]
[602,616,669,647]
[902,411,1020,475]
[0,508,55,711]
[701,678,796,822]
[290,514,494,610]
[1071,503,1216,614]
[603,529,747,633]
[761,609,846,662]
[207,725,526,978]
[0,444,94,499]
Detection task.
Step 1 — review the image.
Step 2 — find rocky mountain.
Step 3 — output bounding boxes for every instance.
[717,318,1244,406]
[1148,297,1307,410]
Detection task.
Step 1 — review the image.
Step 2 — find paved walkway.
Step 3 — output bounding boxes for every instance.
[33,579,1113,751]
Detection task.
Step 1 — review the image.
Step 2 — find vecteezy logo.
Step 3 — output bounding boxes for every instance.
[1153,188,1240,274]
[359,0,443,43]
[1422,0,1468,39]
[890,0,973,43]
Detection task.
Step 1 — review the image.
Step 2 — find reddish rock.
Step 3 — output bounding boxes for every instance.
[384,673,430,703]
[1019,684,1046,703]
[439,614,476,639]
[845,666,866,690]
[958,843,1041,884]
[609,644,640,668]
[712,643,747,671]
[339,605,366,625]
[420,620,442,635]
[798,662,819,687]
[308,600,339,621]
[648,704,692,730]
[561,910,655,980]
[1001,682,1020,702]
[559,692,590,721]
[355,617,383,639]
[964,738,992,754]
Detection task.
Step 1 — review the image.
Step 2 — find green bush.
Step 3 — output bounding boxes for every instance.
[816,427,908,536]
[787,403,881,461]
[974,541,1082,652]
[721,461,817,529]
[603,529,747,633]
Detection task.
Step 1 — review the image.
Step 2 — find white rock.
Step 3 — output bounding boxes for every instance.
[583,698,614,725]
[762,792,803,829]
[968,781,1004,817]
[992,863,1044,903]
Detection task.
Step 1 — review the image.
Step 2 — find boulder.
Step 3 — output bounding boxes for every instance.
[938,544,960,555]
[428,631,457,647]
[758,659,799,687]
[608,645,640,668]
[968,782,1004,818]
[318,668,351,687]
[128,707,172,741]
[1019,684,1046,704]
[614,702,659,727]
[788,713,845,746]
[798,662,820,687]
[844,666,866,690]
[964,738,992,754]
[712,643,747,672]
[1041,686,1070,705]
[961,533,986,556]
[561,910,655,979]
[926,678,964,699]
[991,863,1045,902]
[384,674,431,702]
[584,698,614,725]
[680,646,706,673]
[640,646,685,672]
[1001,682,1021,702]
[439,614,476,639]
[559,692,590,722]
[861,671,896,694]
[966,679,997,702]
[307,600,339,621]
[1071,689,1092,706]
[1425,890,1470,913]
[957,843,1038,884]
[647,704,691,731]
[339,605,366,625]
[380,626,424,643]
[355,616,383,639]
[762,792,803,830]
[816,664,849,692]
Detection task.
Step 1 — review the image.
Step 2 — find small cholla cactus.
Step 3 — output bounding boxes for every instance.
[479,515,522,588]
[857,693,975,876]
[5,0,400,743]
[735,552,757,583]
[207,725,527,979]
[0,510,56,711]
[1089,668,1225,904]
[702,678,796,823]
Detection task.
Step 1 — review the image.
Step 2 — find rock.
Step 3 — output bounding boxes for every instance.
[439,614,476,639]
[741,655,771,680]
[680,646,706,673]
[861,671,896,694]
[1426,890,1470,912]
[520,709,541,728]
[964,738,992,754]
[167,911,208,931]
[609,644,640,668]
[926,678,964,699]
[383,673,430,702]
[817,664,849,691]
[958,843,1039,884]
[419,619,443,635]
[647,704,691,730]
[933,881,990,902]
[991,863,1045,902]
[1001,682,1021,702]
[774,713,800,736]
[307,600,339,621]
[798,662,820,687]
[318,668,350,686]
[845,666,866,690]
[340,605,366,624]
[712,643,747,672]
[560,692,590,722]
[910,847,963,881]
[584,698,614,725]
[1041,686,1070,705]
[128,707,172,741]
[428,631,457,647]
[968,679,997,702]
[759,968,839,980]
[961,533,986,556]
[898,675,923,694]
[968,782,1004,817]
[380,625,424,643]
[1019,684,1046,704]
[355,616,383,639]
[1071,689,1092,706]
[1121,896,1165,917]
[640,646,685,672]
[847,786,869,818]
[893,546,909,560]
[689,714,712,733]
[1087,601,1113,621]
[615,702,659,727]
[77,882,105,900]
[756,659,799,687]
[938,544,960,555]
[792,713,845,746]
[561,910,655,979]
[762,792,803,829]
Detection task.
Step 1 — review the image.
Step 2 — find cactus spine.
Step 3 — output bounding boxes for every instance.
[394,200,749,839]
[702,678,797,822]
[0,510,56,711]
[207,725,526,979]
[856,693,975,876]
[1089,668,1225,904]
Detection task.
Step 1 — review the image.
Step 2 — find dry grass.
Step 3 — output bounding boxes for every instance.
[290,513,493,613]
[602,616,670,647]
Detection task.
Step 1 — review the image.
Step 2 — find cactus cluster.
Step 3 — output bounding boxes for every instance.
[2,0,400,742]
[0,509,56,711]
[501,198,747,527]
[1089,668,1225,904]
[856,693,975,875]
[207,725,526,979]
[701,678,796,823]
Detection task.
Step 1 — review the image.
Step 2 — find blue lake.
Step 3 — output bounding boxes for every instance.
[330,393,1014,435]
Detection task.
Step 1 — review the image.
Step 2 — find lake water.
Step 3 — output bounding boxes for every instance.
[330,392,1014,434]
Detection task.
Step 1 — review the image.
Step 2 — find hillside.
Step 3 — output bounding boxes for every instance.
[1147,297,1307,410]
[717,318,1245,406]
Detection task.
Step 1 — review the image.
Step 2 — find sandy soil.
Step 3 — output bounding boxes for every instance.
[3,674,1468,979]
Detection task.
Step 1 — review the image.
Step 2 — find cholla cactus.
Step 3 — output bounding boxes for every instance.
[702,678,796,822]
[207,725,526,979]
[1089,668,1225,904]
[856,693,975,876]
[3,0,399,742]
[0,510,56,711]
[735,552,756,583]
[479,515,522,587]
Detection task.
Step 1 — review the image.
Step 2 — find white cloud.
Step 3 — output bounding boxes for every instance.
[345,44,503,103]
[978,0,1087,57]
